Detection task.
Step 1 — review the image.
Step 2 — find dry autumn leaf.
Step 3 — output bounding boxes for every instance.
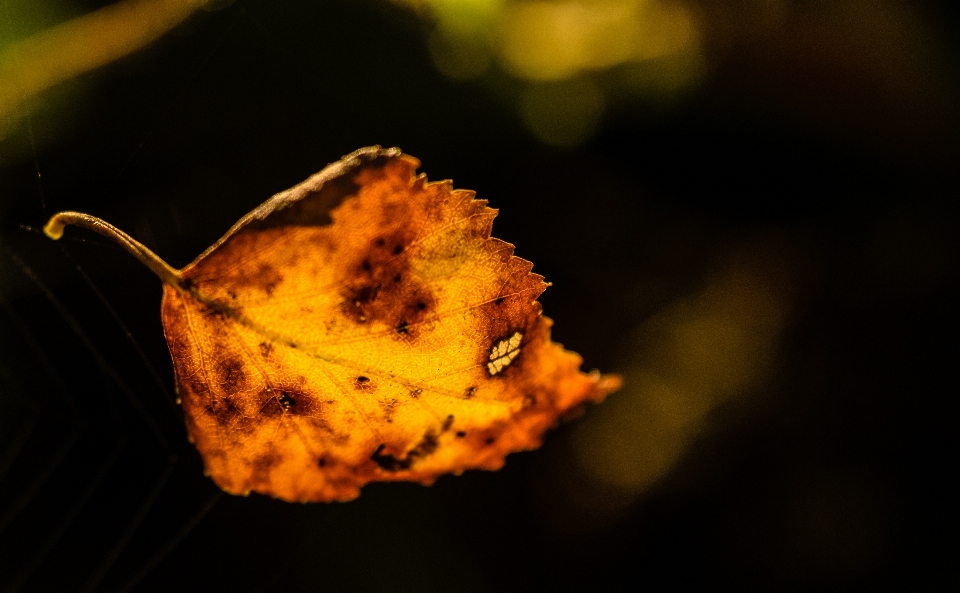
[44,147,621,502]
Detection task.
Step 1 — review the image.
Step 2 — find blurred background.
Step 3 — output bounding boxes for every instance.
[0,0,957,590]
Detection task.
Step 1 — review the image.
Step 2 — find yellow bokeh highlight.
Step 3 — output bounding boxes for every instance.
[410,0,702,82]
[573,245,792,494]
[416,0,505,36]
[0,0,211,130]
[500,0,696,81]
[408,0,701,81]
[396,0,703,145]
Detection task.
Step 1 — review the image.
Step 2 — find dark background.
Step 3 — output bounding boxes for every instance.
[0,0,957,591]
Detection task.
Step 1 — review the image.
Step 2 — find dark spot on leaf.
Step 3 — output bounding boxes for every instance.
[318,457,326,468]
[464,386,476,399]
[495,296,504,305]
[393,273,402,283]
[396,320,409,334]
[370,444,394,470]
[442,414,454,431]
[393,244,403,255]
[362,260,372,271]
[376,238,385,247]
[485,436,496,445]
[456,431,466,438]
[260,386,319,417]
[354,376,376,393]
[416,301,427,310]
[371,431,439,472]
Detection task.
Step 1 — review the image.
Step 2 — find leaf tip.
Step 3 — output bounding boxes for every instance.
[593,372,623,399]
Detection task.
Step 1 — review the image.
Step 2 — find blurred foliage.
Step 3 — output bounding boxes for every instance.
[564,238,794,526]
[395,0,958,152]
[0,0,225,137]
[399,0,703,145]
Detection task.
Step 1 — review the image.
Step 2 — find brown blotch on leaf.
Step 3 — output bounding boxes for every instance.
[217,357,246,392]
[371,430,440,472]
[339,224,436,342]
[250,451,282,489]
[252,451,280,472]
[381,398,399,423]
[259,341,273,358]
[219,261,284,298]
[203,397,257,438]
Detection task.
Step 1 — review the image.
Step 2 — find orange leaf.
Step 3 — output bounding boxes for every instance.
[45,147,621,502]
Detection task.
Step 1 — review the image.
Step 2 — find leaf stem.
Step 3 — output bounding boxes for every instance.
[44,211,184,287]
